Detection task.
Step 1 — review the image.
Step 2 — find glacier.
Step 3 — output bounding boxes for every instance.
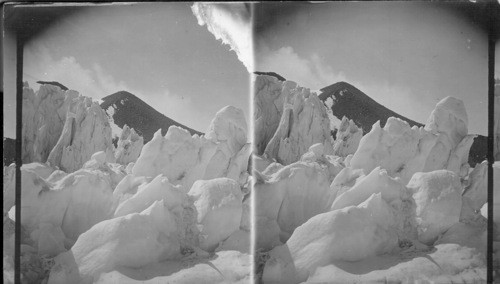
[4,83,252,284]
[2,77,493,283]
[253,75,487,283]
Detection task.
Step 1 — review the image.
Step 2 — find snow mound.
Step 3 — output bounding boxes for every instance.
[206,105,247,154]
[350,96,475,184]
[94,250,250,284]
[407,170,463,245]
[305,243,485,283]
[115,125,143,165]
[331,167,405,211]
[132,106,250,191]
[254,160,334,249]
[48,200,180,283]
[350,117,438,184]
[114,173,200,250]
[332,116,362,157]
[82,151,127,189]
[188,178,243,251]
[114,174,184,217]
[423,97,474,179]
[425,96,468,146]
[460,160,487,224]
[264,193,399,283]
[300,143,344,184]
[15,165,115,242]
[328,166,365,205]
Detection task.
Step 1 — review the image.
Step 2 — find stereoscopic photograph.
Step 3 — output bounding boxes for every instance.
[3,1,500,284]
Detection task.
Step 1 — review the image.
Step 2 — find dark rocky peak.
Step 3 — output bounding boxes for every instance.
[319,81,423,134]
[100,91,203,143]
[253,71,286,82]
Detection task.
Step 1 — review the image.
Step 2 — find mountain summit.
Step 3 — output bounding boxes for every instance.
[100,91,203,142]
[318,81,424,133]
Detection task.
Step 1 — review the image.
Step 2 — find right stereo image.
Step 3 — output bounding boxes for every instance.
[253,2,497,283]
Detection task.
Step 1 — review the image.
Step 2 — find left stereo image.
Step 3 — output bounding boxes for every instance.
[3,2,253,283]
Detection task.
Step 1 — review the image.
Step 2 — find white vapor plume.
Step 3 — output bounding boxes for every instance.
[191,3,253,72]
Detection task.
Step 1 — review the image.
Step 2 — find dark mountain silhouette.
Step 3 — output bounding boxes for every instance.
[3,137,16,166]
[100,91,203,143]
[318,81,486,167]
[36,81,68,91]
[318,81,424,132]
[254,71,286,82]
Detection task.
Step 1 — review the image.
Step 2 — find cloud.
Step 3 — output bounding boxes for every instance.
[142,89,213,132]
[191,3,253,72]
[256,46,347,91]
[24,45,128,101]
[256,45,431,124]
[23,44,209,132]
[355,81,432,124]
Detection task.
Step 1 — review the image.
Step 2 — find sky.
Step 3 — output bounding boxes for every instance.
[254,2,493,136]
[3,2,250,138]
